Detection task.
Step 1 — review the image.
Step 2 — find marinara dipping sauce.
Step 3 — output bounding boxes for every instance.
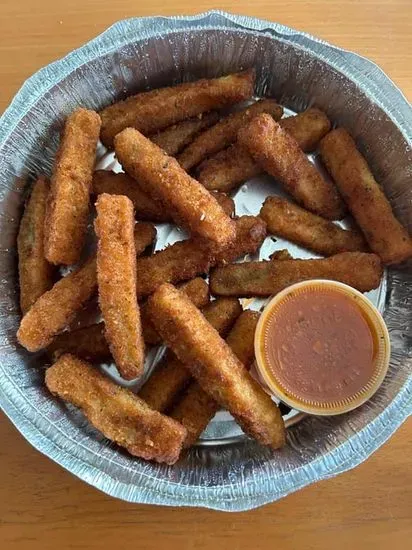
[254,280,390,415]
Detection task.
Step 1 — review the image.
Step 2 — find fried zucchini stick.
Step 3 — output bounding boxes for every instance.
[147,284,285,449]
[93,171,169,223]
[260,196,367,256]
[319,128,412,264]
[95,194,144,380]
[210,252,383,297]
[47,278,208,361]
[150,112,219,156]
[45,223,155,362]
[197,108,331,193]
[177,99,283,171]
[47,323,110,362]
[269,249,293,261]
[45,354,186,464]
[100,70,255,148]
[17,257,97,352]
[135,239,212,298]
[134,215,265,298]
[141,277,210,345]
[133,222,157,254]
[170,310,260,447]
[238,114,344,220]
[213,215,267,265]
[17,176,55,314]
[139,297,242,411]
[279,107,331,153]
[225,309,260,367]
[94,170,234,221]
[44,109,101,265]
[115,128,236,247]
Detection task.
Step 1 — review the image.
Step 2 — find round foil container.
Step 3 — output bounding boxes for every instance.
[0,11,411,511]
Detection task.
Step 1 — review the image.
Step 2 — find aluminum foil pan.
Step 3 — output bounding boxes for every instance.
[0,11,411,511]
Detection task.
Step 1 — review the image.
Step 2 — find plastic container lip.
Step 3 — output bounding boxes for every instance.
[254,279,391,416]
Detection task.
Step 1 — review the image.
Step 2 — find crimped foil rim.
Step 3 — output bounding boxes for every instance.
[0,10,411,511]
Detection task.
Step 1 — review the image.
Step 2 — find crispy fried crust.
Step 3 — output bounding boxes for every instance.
[319,128,412,264]
[177,99,283,171]
[170,310,260,447]
[44,109,101,265]
[225,310,260,366]
[269,249,293,261]
[93,170,169,223]
[212,215,267,265]
[134,216,265,298]
[279,108,331,153]
[100,70,255,148]
[139,297,241,412]
[238,114,345,220]
[115,128,236,247]
[95,194,144,380]
[169,382,218,448]
[45,354,187,464]
[17,258,97,351]
[197,108,331,193]
[133,222,157,254]
[47,322,110,362]
[150,112,219,156]
[141,277,210,346]
[210,252,383,297]
[213,192,235,218]
[93,170,233,222]
[138,354,191,413]
[135,239,212,298]
[260,196,367,256]
[197,143,261,193]
[147,284,285,449]
[17,176,55,314]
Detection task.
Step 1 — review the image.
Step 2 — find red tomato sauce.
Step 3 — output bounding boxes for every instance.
[262,288,376,405]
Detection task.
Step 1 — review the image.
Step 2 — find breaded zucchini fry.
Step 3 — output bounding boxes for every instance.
[213,215,267,265]
[177,99,283,171]
[47,322,109,362]
[238,114,345,220]
[133,222,157,254]
[93,170,234,221]
[93,171,169,223]
[17,176,55,314]
[169,382,217,449]
[44,109,101,265]
[147,284,285,449]
[115,128,236,247]
[95,194,144,380]
[139,297,241,411]
[151,112,219,156]
[225,309,260,367]
[17,257,97,352]
[319,128,412,264]
[269,249,294,261]
[170,309,260,447]
[100,70,255,148]
[135,216,265,298]
[197,143,260,193]
[141,277,210,346]
[197,108,331,193]
[45,354,186,464]
[210,252,383,297]
[213,192,235,218]
[135,239,212,299]
[279,107,331,153]
[260,196,367,256]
